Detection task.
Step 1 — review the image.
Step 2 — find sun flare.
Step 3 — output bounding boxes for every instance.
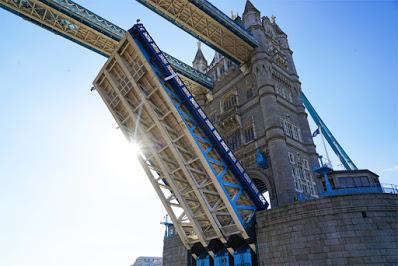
[130,141,141,157]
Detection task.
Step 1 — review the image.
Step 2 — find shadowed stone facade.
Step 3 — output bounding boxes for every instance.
[192,1,320,207]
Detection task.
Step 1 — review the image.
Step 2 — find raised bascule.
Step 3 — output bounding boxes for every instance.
[2,0,397,265]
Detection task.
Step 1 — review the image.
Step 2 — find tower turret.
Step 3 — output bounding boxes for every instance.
[242,0,266,49]
[242,0,261,30]
[192,42,208,73]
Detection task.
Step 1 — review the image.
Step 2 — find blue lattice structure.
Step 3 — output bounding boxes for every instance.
[93,23,267,260]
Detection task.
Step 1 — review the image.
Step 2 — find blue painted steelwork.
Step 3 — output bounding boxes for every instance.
[136,0,256,65]
[233,248,252,266]
[296,193,314,202]
[0,1,108,57]
[314,164,334,194]
[42,0,214,89]
[161,215,175,239]
[197,255,210,266]
[41,0,215,90]
[315,160,391,197]
[255,150,268,169]
[301,92,358,171]
[38,0,125,41]
[0,0,214,90]
[214,250,229,266]
[165,53,214,89]
[189,0,258,47]
[130,22,268,223]
[381,183,398,195]
[320,186,383,197]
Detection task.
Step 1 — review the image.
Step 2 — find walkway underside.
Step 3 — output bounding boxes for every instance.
[0,0,213,92]
[136,0,258,64]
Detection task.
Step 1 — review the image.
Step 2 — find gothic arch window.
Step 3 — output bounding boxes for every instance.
[281,117,302,142]
[226,130,241,151]
[288,151,318,197]
[244,125,255,143]
[223,93,237,112]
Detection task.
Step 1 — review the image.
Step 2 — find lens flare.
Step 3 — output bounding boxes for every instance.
[130,141,141,156]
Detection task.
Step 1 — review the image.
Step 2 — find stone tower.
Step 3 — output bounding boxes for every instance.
[199,0,320,207]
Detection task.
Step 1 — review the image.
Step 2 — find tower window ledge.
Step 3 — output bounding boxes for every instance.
[272,62,293,80]
[276,98,296,114]
[286,139,307,153]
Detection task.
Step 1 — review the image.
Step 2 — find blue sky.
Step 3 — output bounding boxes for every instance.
[0,0,397,265]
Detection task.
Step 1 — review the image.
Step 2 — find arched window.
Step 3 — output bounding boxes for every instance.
[244,125,255,143]
[226,130,241,151]
[223,94,236,111]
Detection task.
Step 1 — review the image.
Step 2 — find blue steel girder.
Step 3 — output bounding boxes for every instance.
[131,23,268,210]
[93,23,268,250]
[136,0,258,64]
[301,92,358,171]
[0,0,214,90]
[163,84,258,227]
[93,35,214,248]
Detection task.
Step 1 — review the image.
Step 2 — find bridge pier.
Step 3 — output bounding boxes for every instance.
[256,193,398,265]
[163,193,398,265]
[163,235,193,266]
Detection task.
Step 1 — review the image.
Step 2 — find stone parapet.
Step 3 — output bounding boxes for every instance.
[256,193,398,265]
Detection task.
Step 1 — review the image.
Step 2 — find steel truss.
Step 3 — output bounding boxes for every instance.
[136,0,257,64]
[0,0,118,56]
[93,25,266,252]
[0,0,213,92]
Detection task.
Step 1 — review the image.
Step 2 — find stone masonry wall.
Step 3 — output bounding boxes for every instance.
[163,235,191,266]
[256,193,398,265]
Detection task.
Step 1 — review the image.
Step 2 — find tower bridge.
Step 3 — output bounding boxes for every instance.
[1,0,397,265]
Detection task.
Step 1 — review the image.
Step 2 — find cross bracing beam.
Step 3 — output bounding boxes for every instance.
[301,92,358,171]
[136,0,258,64]
[93,24,267,249]
[0,0,213,91]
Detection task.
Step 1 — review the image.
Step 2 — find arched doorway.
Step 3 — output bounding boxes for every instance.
[246,168,276,209]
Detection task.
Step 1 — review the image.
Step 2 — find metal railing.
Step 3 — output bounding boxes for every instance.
[320,183,398,197]
[381,183,398,195]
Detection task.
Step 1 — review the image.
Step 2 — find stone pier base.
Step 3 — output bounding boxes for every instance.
[163,235,192,266]
[162,193,398,265]
[256,193,398,265]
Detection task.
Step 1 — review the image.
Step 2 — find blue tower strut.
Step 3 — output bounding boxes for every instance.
[300,92,358,171]
[129,24,268,216]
